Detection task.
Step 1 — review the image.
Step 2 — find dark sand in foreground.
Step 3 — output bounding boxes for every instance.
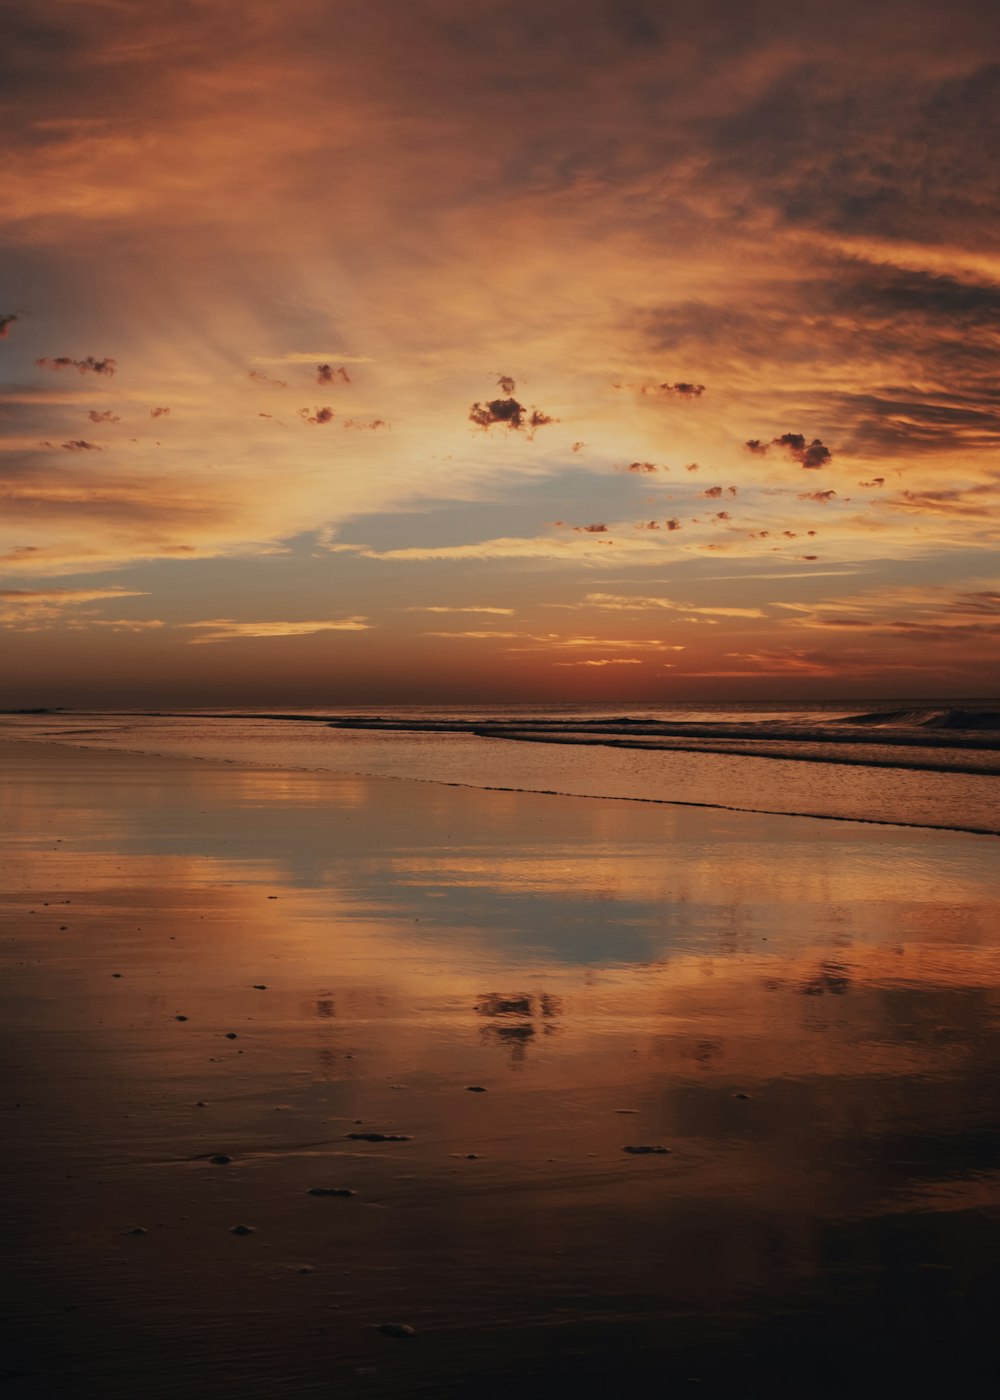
[2,739,999,1397]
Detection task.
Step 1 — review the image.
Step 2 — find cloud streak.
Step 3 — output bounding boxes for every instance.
[180,617,370,644]
[36,356,117,376]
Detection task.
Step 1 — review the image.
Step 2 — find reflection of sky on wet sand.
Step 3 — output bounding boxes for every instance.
[2,740,999,1395]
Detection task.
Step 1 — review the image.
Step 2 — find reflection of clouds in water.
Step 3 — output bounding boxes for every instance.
[800,961,852,997]
[475,991,563,1018]
[476,991,563,1063]
[481,1021,535,1065]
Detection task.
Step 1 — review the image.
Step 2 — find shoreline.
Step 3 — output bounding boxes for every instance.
[4,734,998,839]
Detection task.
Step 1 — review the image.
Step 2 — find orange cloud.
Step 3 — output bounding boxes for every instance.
[180,618,370,644]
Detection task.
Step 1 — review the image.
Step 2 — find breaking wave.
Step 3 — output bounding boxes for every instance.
[838,708,1000,731]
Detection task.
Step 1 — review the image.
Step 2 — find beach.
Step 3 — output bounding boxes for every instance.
[2,737,1000,1397]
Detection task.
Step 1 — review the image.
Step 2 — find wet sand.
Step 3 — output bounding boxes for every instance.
[2,739,999,1398]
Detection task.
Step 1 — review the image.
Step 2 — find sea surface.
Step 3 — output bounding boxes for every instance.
[2,739,999,1398]
[2,711,1000,1397]
[2,699,998,834]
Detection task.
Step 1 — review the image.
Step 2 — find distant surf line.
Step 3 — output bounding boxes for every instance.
[458,728,1000,778]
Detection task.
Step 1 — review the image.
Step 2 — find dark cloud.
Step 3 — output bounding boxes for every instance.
[317,364,351,385]
[61,439,101,451]
[859,477,885,487]
[799,490,837,502]
[299,406,335,424]
[249,370,287,387]
[87,409,120,423]
[746,433,832,468]
[645,261,1000,373]
[637,520,660,530]
[616,379,706,397]
[891,485,996,519]
[826,262,1000,327]
[149,406,170,418]
[823,390,1000,455]
[571,440,585,452]
[470,396,526,429]
[665,518,681,530]
[702,485,723,497]
[644,255,1000,467]
[342,418,388,430]
[469,379,556,436]
[705,56,1000,252]
[684,462,699,471]
[774,432,832,468]
[36,355,117,376]
[574,523,608,533]
[0,312,21,338]
[625,461,657,472]
[661,381,704,398]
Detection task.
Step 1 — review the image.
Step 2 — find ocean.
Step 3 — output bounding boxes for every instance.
[2,700,997,834]
[3,711,999,1395]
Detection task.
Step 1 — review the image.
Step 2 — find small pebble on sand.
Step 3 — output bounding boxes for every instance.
[623,1145,671,1155]
[230,1224,255,1235]
[376,1323,415,1339]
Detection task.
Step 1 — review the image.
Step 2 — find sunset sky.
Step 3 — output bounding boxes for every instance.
[2,0,999,705]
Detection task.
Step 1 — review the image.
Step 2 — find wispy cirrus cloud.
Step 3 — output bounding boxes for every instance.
[775,584,1000,645]
[0,585,150,630]
[580,592,765,618]
[179,617,370,644]
[553,657,644,666]
[406,605,516,615]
